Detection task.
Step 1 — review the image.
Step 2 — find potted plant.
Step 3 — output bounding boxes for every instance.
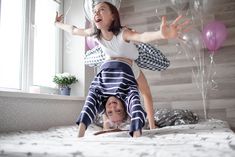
[53,72,78,96]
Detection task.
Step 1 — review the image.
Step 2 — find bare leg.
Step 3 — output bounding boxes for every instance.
[137,70,156,129]
[77,122,86,137]
[133,130,141,138]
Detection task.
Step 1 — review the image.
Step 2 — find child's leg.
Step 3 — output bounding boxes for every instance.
[126,87,147,137]
[136,70,156,129]
[77,122,86,137]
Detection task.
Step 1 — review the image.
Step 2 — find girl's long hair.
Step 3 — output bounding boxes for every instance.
[92,1,122,39]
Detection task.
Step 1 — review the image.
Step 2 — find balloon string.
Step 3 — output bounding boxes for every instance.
[190,0,207,120]
[205,52,215,96]
[64,0,73,23]
[201,45,207,120]
[210,53,218,91]
[198,6,207,120]
[202,82,207,120]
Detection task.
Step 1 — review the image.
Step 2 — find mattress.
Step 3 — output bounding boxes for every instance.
[0,119,234,157]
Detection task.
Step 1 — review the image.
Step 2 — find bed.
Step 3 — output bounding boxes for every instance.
[0,119,234,157]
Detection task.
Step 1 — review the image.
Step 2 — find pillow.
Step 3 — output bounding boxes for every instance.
[84,43,170,71]
[93,108,199,129]
[154,108,199,128]
[84,45,105,67]
[135,43,170,71]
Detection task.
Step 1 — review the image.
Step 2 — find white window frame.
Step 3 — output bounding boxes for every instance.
[0,0,63,94]
[28,0,63,94]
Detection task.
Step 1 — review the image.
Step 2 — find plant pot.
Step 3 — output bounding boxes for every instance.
[59,86,71,96]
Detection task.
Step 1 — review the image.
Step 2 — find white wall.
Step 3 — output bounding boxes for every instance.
[0,92,84,132]
[0,0,95,133]
[63,0,94,97]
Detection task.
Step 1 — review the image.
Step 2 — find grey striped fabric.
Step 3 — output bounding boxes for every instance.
[76,61,147,136]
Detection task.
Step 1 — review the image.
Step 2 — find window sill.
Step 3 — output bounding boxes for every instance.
[0,90,85,101]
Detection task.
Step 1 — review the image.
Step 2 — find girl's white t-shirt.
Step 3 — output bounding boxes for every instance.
[96,29,139,60]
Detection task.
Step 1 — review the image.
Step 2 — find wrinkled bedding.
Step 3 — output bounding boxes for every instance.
[0,119,234,157]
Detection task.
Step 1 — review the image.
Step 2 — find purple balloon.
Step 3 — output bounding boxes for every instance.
[202,21,228,52]
[86,37,98,49]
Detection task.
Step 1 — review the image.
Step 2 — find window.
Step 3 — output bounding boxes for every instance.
[0,0,62,93]
[0,0,23,89]
[32,0,61,88]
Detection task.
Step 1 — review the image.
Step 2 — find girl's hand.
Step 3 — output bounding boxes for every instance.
[160,15,190,39]
[55,12,64,23]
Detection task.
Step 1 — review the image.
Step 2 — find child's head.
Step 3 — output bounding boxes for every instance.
[92,1,122,38]
[105,96,127,126]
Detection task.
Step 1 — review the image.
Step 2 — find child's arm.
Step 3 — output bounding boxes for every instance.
[54,12,93,36]
[123,15,190,43]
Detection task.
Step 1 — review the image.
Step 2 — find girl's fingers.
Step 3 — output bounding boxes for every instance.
[176,19,190,30]
[172,15,183,25]
[161,16,167,26]
[59,15,64,19]
[181,25,193,33]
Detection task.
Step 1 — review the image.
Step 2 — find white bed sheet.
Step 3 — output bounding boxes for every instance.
[0,119,235,157]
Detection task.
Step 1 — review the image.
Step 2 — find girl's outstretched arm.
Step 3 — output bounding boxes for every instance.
[123,15,190,43]
[54,12,93,36]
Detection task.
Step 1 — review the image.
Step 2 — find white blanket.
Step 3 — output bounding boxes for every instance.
[0,119,235,157]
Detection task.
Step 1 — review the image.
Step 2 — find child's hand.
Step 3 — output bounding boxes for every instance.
[160,15,190,39]
[55,12,64,23]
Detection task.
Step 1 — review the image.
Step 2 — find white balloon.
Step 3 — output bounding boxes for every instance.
[182,28,203,49]
[83,0,93,22]
[170,0,189,15]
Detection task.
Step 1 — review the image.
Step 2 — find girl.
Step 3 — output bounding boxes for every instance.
[55,1,189,137]
[77,60,147,137]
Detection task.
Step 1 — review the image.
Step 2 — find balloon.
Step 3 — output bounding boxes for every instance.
[182,28,203,50]
[83,0,93,22]
[171,0,189,15]
[180,28,204,67]
[193,0,203,12]
[202,21,228,52]
[86,37,98,49]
